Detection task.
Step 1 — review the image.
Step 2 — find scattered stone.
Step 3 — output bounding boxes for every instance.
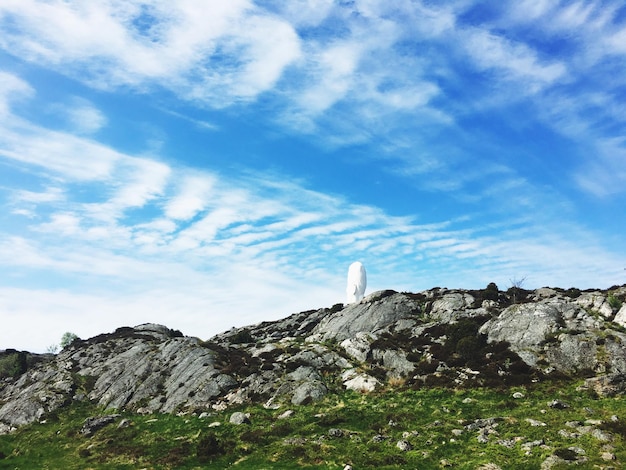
[440,459,452,467]
[229,412,250,425]
[526,418,547,427]
[497,438,517,448]
[541,451,588,469]
[208,421,221,427]
[371,434,387,443]
[591,428,613,442]
[80,414,121,436]
[343,465,353,470]
[513,392,525,399]
[477,465,502,470]
[462,397,474,404]
[277,410,295,420]
[466,418,499,430]
[584,419,603,425]
[548,399,569,409]
[558,429,580,439]
[328,428,344,438]
[451,429,464,436]
[584,375,626,397]
[0,423,14,435]
[522,439,545,452]
[117,418,131,429]
[198,412,211,419]
[283,437,307,446]
[477,429,490,443]
[601,452,616,461]
[396,439,412,451]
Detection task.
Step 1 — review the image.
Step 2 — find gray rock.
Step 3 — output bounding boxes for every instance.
[340,333,375,362]
[291,381,327,405]
[229,412,250,425]
[396,439,412,451]
[601,452,616,461]
[576,292,613,318]
[477,429,490,443]
[277,410,294,420]
[310,291,423,341]
[544,334,598,374]
[613,304,626,327]
[342,370,379,392]
[3,285,626,432]
[328,428,344,438]
[430,292,476,322]
[549,399,570,409]
[371,349,415,376]
[584,374,626,397]
[480,303,564,352]
[477,465,502,470]
[81,414,121,435]
[526,418,547,427]
[522,439,545,451]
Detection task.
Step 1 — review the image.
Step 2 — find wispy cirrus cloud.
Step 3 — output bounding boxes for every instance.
[0,0,301,104]
[1,3,626,352]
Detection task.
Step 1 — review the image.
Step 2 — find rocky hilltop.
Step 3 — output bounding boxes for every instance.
[2,284,626,434]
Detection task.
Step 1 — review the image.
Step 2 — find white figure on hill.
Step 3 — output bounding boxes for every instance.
[346,261,367,304]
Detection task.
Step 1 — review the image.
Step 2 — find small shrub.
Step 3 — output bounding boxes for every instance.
[554,448,578,461]
[196,433,229,463]
[0,351,27,379]
[456,336,482,361]
[387,375,407,388]
[608,294,622,310]
[564,288,581,298]
[329,303,344,313]
[230,328,254,344]
[60,332,80,349]
[483,282,500,301]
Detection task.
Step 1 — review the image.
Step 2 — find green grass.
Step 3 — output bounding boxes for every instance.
[1,381,625,469]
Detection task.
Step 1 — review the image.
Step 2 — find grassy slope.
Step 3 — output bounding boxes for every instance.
[1,381,625,469]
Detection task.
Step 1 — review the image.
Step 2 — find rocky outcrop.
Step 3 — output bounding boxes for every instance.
[1,285,625,432]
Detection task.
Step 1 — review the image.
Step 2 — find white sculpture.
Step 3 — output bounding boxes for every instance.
[346,261,367,304]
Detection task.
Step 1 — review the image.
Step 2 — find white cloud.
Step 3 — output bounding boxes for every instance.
[462,28,566,90]
[0,72,34,116]
[0,0,301,104]
[63,99,107,134]
[2,2,626,353]
[0,121,122,181]
[164,173,216,221]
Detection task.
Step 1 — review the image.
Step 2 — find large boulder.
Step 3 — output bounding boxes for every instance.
[480,299,626,374]
[308,291,422,342]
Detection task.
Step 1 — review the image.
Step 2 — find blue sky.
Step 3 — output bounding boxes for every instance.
[1,1,625,352]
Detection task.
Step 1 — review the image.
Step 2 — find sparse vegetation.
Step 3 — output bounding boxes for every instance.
[3,284,626,468]
[0,381,624,468]
[608,293,623,311]
[0,351,27,379]
[60,332,80,349]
